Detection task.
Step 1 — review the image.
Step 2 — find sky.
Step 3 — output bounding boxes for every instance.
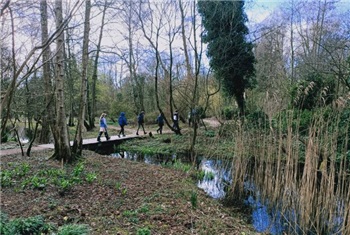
[246,0,350,23]
[246,0,282,23]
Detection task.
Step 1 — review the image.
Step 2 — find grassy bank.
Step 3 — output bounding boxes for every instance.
[0,148,257,235]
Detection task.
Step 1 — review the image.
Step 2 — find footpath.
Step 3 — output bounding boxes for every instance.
[0,118,220,157]
[0,131,141,157]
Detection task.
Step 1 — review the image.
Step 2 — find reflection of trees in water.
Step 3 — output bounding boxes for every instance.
[197,159,232,199]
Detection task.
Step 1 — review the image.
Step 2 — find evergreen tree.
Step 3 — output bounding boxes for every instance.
[198,0,255,115]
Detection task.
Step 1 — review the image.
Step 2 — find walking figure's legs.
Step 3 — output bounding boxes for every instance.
[97,132,103,142]
[105,131,110,140]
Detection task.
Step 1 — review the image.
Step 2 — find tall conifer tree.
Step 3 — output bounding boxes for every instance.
[198,1,255,115]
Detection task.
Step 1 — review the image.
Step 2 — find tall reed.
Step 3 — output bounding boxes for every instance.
[229,107,349,234]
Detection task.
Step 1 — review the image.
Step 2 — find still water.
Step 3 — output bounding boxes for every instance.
[111,151,287,234]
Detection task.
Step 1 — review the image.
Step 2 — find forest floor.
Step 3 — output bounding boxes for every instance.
[0,119,258,235]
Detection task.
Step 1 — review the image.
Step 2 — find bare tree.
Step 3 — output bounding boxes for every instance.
[88,0,110,129]
[179,0,202,160]
[136,0,183,134]
[0,0,82,141]
[39,0,54,144]
[72,0,91,156]
[53,0,71,162]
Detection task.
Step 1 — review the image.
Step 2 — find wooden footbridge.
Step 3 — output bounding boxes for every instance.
[0,133,147,157]
[48,134,147,154]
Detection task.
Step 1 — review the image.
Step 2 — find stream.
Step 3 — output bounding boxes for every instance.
[111,151,288,234]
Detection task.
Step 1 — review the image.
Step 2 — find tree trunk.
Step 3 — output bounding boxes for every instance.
[0,7,16,139]
[39,0,54,144]
[54,0,71,162]
[72,0,91,156]
[89,0,108,129]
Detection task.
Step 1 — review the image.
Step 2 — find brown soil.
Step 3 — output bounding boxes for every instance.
[0,149,257,235]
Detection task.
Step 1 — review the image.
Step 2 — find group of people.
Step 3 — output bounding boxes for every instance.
[97,110,179,142]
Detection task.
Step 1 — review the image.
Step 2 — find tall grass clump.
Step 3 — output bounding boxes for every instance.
[227,102,349,234]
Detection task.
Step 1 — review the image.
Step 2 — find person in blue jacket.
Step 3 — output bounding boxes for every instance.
[97,113,110,142]
[156,112,164,134]
[136,110,147,135]
[118,112,128,137]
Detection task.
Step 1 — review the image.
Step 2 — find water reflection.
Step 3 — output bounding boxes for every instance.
[112,151,346,234]
[197,159,231,199]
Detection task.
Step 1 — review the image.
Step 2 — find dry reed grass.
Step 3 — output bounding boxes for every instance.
[229,108,349,234]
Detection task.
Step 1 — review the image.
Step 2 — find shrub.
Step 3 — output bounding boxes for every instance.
[3,215,53,235]
[222,107,238,120]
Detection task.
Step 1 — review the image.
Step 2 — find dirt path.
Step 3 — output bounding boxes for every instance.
[0,118,221,157]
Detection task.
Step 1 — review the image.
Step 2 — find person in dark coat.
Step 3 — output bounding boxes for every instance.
[118,112,128,137]
[136,111,147,135]
[156,113,164,134]
[97,113,110,142]
[173,110,179,130]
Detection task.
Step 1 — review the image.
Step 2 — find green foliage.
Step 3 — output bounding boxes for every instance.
[196,170,215,181]
[14,163,30,177]
[0,211,90,235]
[115,182,122,190]
[196,170,206,181]
[122,210,139,223]
[58,179,73,192]
[190,191,198,209]
[38,168,65,178]
[122,188,128,195]
[30,175,48,190]
[275,109,314,135]
[73,162,84,177]
[0,212,9,234]
[205,130,215,137]
[57,224,90,235]
[123,210,138,217]
[1,163,31,188]
[244,110,270,130]
[198,1,255,113]
[172,160,191,173]
[111,93,135,120]
[2,161,100,195]
[85,172,97,183]
[1,215,53,235]
[0,170,13,187]
[139,204,150,214]
[222,107,237,120]
[137,227,151,235]
[290,73,335,110]
[274,107,350,160]
[205,171,215,181]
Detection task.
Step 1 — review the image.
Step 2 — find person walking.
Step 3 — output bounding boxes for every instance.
[136,111,147,135]
[97,113,110,142]
[156,112,164,134]
[118,112,128,137]
[173,110,179,130]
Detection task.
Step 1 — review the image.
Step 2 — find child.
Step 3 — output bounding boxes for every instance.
[156,113,164,134]
[118,112,128,137]
[136,111,147,135]
[97,113,110,141]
